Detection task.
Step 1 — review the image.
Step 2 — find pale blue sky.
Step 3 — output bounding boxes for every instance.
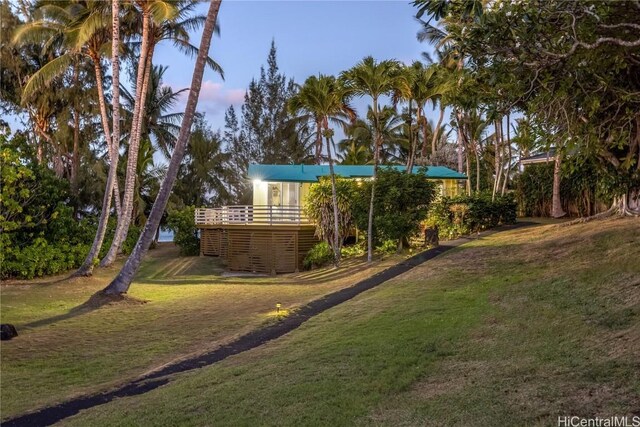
[155,0,438,131]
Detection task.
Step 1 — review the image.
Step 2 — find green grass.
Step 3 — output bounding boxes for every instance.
[0,244,403,419]
[51,218,640,426]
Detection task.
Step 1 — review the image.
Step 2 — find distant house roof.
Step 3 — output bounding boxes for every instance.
[248,164,467,182]
[520,148,556,165]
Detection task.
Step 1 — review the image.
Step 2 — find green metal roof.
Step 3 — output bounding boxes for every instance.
[247,164,467,182]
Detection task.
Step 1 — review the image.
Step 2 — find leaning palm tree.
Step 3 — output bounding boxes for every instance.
[288,75,354,266]
[340,56,404,262]
[103,0,222,295]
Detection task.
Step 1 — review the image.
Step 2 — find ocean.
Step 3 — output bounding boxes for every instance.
[158,228,174,242]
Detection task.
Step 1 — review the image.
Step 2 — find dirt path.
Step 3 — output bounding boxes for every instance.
[2,223,534,427]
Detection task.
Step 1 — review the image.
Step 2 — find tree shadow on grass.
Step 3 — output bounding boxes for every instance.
[22,292,146,329]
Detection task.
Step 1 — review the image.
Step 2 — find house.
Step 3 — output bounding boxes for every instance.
[195,164,467,274]
[519,148,556,171]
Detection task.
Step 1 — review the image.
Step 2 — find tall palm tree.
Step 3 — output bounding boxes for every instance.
[75,0,123,276]
[341,56,404,262]
[102,0,223,267]
[103,0,222,295]
[288,75,354,266]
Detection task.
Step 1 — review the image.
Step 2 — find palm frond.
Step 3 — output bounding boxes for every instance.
[21,52,74,103]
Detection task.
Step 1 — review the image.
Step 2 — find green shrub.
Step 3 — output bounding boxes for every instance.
[167,206,200,256]
[426,193,517,240]
[340,242,365,258]
[303,242,334,270]
[375,239,398,254]
[352,167,437,249]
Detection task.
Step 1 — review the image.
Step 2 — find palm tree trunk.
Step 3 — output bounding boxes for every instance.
[492,119,502,201]
[456,109,464,173]
[367,98,379,263]
[405,100,414,173]
[102,0,222,295]
[474,143,481,194]
[552,151,566,218]
[71,66,80,198]
[90,50,121,218]
[315,121,322,164]
[431,104,445,156]
[465,150,471,196]
[325,127,341,267]
[101,10,152,267]
[420,110,429,158]
[501,113,511,195]
[74,0,122,276]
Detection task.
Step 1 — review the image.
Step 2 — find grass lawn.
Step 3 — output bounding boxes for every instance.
[49,218,640,426]
[0,244,403,420]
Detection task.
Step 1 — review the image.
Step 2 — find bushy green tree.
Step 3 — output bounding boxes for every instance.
[353,168,437,250]
[166,206,200,256]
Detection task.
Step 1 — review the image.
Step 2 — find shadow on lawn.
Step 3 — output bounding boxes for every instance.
[22,292,146,329]
[141,256,379,286]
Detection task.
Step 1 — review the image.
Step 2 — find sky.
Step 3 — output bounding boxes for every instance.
[154,0,437,132]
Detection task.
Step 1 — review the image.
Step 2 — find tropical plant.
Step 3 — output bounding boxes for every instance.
[289,74,354,266]
[304,177,356,257]
[351,168,437,251]
[341,56,405,262]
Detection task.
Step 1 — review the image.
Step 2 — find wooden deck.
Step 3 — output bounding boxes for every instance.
[196,206,318,274]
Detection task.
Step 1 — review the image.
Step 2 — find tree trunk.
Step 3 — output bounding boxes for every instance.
[492,119,501,201]
[325,126,341,267]
[367,97,379,263]
[405,100,414,173]
[315,121,322,164]
[501,113,511,196]
[431,104,445,156]
[101,10,152,267]
[71,66,80,198]
[456,109,464,173]
[90,50,121,219]
[465,150,471,196]
[474,144,481,194]
[102,0,222,294]
[75,0,122,276]
[420,110,429,158]
[551,151,566,218]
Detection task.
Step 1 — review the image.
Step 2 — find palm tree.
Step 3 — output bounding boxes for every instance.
[12,1,112,182]
[288,75,354,266]
[341,56,404,262]
[120,64,186,159]
[103,0,222,295]
[74,0,123,276]
[102,0,224,267]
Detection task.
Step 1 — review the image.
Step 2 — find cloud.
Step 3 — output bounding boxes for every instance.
[169,80,245,117]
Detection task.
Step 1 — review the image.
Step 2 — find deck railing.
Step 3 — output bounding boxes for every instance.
[195,205,312,226]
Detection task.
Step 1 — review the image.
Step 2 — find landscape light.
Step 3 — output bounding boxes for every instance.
[276,303,281,313]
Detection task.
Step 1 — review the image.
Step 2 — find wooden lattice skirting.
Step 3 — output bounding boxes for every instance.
[200,226,318,274]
